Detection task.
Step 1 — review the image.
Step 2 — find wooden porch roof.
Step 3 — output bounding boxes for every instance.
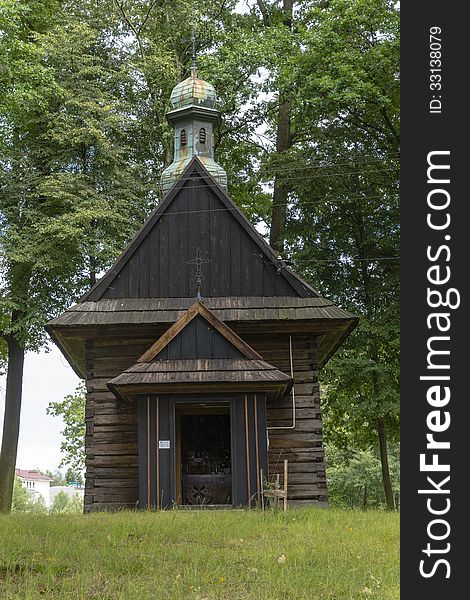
[107,358,293,401]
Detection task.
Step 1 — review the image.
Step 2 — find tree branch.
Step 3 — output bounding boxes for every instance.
[113,1,146,59]
[138,0,159,36]
[380,107,400,146]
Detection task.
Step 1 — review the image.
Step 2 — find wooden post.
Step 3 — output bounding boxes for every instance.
[260,468,265,511]
[274,474,280,512]
[283,459,288,512]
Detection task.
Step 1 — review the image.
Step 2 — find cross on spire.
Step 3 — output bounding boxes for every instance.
[188,248,210,300]
[191,23,198,78]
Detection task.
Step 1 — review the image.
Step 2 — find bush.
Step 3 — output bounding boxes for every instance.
[325,444,400,509]
[50,490,83,514]
[11,477,48,514]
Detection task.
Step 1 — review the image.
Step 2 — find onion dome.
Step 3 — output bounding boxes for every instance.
[170,74,217,110]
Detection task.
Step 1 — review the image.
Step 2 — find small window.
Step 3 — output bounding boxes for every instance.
[180,129,187,146]
[199,128,206,144]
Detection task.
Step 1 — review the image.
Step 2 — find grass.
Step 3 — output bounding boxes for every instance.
[0,508,399,600]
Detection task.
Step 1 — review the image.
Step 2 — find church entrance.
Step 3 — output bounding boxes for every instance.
[176,404,232,506]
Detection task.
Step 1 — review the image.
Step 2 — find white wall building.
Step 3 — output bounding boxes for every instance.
[15,469,53,507]
[50,485,84,503]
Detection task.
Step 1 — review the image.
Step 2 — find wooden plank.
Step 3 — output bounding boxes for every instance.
[209,192,221,296]
[90,467,138,479]
[262,260,276,297]
[266,419,322,432]
[230,217,241,294]
[139,235,150,298]
[285,485,327,499]
[92,431,137,444]
[137,302,200,362]
[268,449,325,463]
[271,472,326,485]
[267,395,320,409]
[93,424,138,433]
[93,479,139,489]
[158,210,168,295]
[89,489,138,502]
[267,408,321,420]
[177,190,189,296]
[219,203,231,295]
[198,185,211,294]
[289,499,328,508]
[268,433,323,448]
[90,443,138,455]
[86,454,139,466]
[85,502,137,511]
[128,251,140,298]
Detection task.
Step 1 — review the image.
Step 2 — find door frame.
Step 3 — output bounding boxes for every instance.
[174,402,232,506]
[137,393,268,509]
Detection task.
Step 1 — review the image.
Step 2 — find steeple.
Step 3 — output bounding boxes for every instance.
[161,37,227,194]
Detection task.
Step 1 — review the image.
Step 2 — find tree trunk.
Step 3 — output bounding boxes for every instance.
[350,174,396,511]
[269,0,293,254]
[377,416,395,510]
[89,255,97,288]
[0,314,26,513]
[269,100,292,253]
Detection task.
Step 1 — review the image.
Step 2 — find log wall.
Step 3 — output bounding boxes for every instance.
[84,332,327,511]
[243,334,327,508]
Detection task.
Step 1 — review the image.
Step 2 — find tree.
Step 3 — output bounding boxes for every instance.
[325,444,400,509]
[50,490,83,514]
[0,1,151,512]
[47,384,86,473]
[45,469,67,486]
[0,0,62,513]
[11,476,48,513]
[280,0,400,508]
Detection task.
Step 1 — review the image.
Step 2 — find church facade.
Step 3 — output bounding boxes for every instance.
[47,67,357,511]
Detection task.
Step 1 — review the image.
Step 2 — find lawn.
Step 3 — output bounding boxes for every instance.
[0,508,399,600]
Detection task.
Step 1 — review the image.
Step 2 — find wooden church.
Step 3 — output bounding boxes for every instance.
[47,65,357,511]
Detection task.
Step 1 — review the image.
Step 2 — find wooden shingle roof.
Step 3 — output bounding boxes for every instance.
[107,301,292,401]
[46,296,357,378]
[108,358,292,401]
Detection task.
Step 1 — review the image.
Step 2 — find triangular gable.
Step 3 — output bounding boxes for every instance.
[138,300,262,363]
[81,157,318,302]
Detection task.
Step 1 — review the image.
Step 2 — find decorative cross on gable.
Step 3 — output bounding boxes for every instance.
[188,247,211,300]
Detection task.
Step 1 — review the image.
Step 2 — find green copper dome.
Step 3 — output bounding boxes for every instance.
[170,75,217,110]
[161,69,227,195]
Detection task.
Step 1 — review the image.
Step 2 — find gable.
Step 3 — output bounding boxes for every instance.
[83,158,317,301]
[154,315,244,360]
[138,300,262,363]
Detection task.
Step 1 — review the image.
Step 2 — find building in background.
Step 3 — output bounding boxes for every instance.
[50,485,85,504]
[15,469,52,507]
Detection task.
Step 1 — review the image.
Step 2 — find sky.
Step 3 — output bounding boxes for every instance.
[0,347,80,473]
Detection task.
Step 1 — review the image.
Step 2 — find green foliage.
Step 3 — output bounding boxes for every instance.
[326,444,400,509]
[11,477,47,514]
[0,509,399,599]
[45,469,67,486]
[50,490,83,514]
[47,384,86,473]
[65,468,83,486]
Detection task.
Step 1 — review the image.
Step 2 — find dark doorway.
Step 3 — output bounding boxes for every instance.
[176,405,232,506]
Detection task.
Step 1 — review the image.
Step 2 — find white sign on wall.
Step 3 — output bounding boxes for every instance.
[159,440,170,449]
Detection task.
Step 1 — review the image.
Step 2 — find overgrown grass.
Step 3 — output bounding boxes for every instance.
[0,508,399,599]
